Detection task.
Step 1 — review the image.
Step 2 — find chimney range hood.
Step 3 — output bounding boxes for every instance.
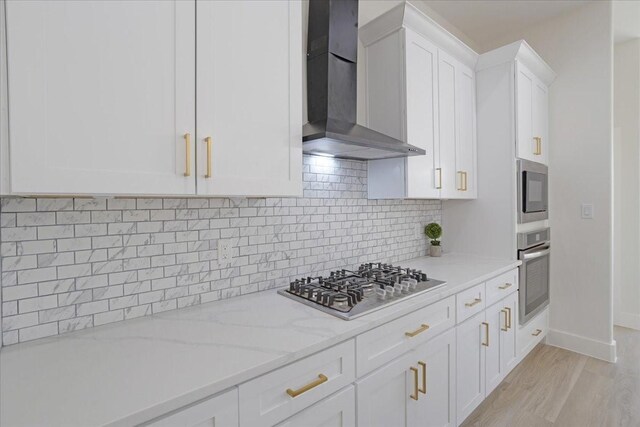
[303,0,425,160]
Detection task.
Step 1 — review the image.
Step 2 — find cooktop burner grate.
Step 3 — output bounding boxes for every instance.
[278,263,446,320]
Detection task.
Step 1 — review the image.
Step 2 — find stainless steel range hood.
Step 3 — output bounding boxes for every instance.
[304,0,425,160]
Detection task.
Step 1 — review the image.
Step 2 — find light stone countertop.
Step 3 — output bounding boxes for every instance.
[0,253,520,427]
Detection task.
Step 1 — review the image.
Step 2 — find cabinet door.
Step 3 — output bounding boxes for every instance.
[146,388,238,427]
[453,62,477,199]
[533,78,549,165]
[485,301,505,396]
[437,50,458,199]
[277,386,355,427]
[196,0,302,197]
[515,62,535,162]
[356,352,418,427]
[455,312,486,425]
[404,30,440,198]
[501,292,519,375]
[414,329,456,427]
[5,0,196,195]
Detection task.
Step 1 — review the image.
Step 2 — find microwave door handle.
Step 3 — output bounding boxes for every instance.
[522,247,551,260]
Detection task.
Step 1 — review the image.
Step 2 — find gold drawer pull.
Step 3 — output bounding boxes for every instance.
[498,283,513,290]
[465,298,482,308]
[505,307,512,329]
[418,361,427,394]
[286,374,328,398]
[501,309,509,332]
[405,323,430,338]
[532,329,543,337]
[204,136,212,178]
[482,321,490,346]
[410,367,419,401]
[183,133,191,177]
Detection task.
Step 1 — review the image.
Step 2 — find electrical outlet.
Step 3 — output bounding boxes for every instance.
[581,203,594,219]
[218,239,232,264]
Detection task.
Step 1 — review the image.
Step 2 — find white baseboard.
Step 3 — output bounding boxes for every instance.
[614,312,640,331]
[546,328,617,362]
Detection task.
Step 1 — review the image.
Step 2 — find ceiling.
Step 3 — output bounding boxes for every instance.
[419,0,592,52]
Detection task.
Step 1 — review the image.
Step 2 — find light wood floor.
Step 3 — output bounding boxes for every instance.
[461,327,640,427]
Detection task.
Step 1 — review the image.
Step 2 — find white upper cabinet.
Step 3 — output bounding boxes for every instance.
[438,51,477,199]
[196,0,302,197]
[4,0,196,195]
[478,41,554,166]
[516,62,549,164]
[455,62,477,198]
[361,3,478,200]
[2,0,302,197]
[405,30,440,199]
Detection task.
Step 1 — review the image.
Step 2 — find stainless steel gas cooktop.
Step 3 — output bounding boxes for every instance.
[278,263,446,320]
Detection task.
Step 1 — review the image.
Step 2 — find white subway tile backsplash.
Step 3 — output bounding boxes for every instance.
[0,156,441,345]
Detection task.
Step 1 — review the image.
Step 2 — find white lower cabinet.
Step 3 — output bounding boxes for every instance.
[146,387,238,427]
[276,386,355,427]
[415,329,457,427]
[455,311,486,424]
[517,306,549,360]
[239,340,355,427]
[356,329,456,427]
[456,291,519,426]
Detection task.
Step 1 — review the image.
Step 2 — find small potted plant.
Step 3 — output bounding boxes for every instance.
[424,222,442,257]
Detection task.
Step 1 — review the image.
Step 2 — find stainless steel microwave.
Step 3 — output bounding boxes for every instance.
[517,159,548,223]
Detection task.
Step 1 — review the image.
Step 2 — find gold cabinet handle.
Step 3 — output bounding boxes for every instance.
[410,367,419,401]
[204,136,212,178]
[505,307,512,329]
[286,374,328,398]
[457,171,468,191]
[435,168,442,189]
[418,361,427,394]
[498,283,513,290]
[482,322,490,346]
[465,298,482,308]
[532,329,543,337]
[183,133,191,177]
[533,137,542,155]
[405,323,430,338]
[501,309,509,332]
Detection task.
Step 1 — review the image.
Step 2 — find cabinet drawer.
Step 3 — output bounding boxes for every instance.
[276,386,355,427]
[456,282,486,323]
[145,387,238,427]
[239,340,355,427]
[485,269,518,307]
[517,307,548,359]
[356,296,455,377]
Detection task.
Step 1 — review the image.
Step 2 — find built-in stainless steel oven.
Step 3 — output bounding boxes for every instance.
[518,228,550,324]
[517,159,548,223]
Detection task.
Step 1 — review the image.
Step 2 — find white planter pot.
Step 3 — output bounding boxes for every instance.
[430,245,442,257]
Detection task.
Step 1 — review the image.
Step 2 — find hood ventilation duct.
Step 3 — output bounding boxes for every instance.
[303,0,425,160]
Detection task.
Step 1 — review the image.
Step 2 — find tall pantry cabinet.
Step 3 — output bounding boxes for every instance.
[362,3,478,200]
[1,0,302,196]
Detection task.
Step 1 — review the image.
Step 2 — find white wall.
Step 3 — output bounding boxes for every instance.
[613,39,640,330]
[483,2,616,361]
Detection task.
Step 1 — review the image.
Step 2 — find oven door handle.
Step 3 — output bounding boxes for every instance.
[522,247,550,260]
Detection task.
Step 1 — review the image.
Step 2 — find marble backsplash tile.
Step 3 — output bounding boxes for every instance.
[0,156,441,345]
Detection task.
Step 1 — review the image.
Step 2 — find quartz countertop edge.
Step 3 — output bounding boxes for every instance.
[0,253,521,427]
